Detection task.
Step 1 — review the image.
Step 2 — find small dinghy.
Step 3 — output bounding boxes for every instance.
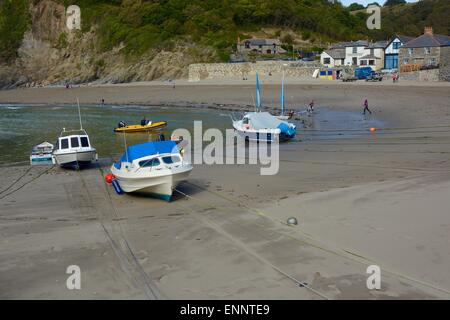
[30,141,54,165]
[110,140,193,201]
[114,120,167,133]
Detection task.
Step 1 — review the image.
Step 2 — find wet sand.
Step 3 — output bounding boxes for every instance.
[1,80,450,299]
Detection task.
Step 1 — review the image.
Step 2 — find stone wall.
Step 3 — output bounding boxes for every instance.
[399,68,440,82]
[439,46,450,82]
[188,61,321,81]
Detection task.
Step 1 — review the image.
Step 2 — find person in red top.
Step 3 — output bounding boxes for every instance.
[363,98,372,115]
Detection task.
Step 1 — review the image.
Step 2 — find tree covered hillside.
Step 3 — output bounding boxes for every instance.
[0,0,449,64]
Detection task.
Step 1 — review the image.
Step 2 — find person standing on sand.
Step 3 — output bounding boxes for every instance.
[308,100,314,113]
[363,98,372,115]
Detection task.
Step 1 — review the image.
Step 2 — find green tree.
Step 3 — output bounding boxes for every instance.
[0,0,29,63]
[384,0,406,6]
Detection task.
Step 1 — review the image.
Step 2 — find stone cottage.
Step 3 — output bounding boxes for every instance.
[399,27,450,81]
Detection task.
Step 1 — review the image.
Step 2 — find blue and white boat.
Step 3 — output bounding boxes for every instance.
[30,141,54,165]
[232,73,296,142]
[111,141,193,201]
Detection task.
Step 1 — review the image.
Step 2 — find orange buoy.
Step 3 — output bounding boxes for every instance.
[105,173,114,184]
[369,127,376,133]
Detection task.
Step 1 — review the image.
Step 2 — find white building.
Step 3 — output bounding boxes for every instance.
[341,40,387,71]
[320,48,345,68]
[384,35,414,70]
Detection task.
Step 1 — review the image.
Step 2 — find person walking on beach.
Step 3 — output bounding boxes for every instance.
[307,100,314,113]
[363,98,372,115]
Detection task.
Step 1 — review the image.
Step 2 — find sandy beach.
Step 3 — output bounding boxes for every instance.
[1,80,449,299]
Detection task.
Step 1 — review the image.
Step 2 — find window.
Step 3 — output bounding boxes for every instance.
[162,156,181,164]
[352,47,357,54]
[61,138,69,149]
[70,137,79,148]
[370,48,374,55]
[403,58,409,64]
[424,47,431,54]
[408,48,414,55]
[139,158,160,167]
[360,60,367,66]
[244,41,250,49]
[369,60,375,66]
[80,137,89,147]
[323,57,331,64]
[393,42,400,50]
[352,57,357,65]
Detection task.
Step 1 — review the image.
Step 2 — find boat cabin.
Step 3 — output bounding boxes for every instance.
[56,134,91,151]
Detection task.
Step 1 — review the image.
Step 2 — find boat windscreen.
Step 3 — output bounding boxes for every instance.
[80,137,89,147]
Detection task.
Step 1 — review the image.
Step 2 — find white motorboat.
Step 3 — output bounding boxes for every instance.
[111,140,193,201]
[52,98,98,168]
[52,129,98,167]
[30,141,54,165]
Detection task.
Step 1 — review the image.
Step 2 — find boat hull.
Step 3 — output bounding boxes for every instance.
[111,165,192,201]
[53,149,97,167]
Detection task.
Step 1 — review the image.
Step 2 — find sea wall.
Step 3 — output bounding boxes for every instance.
[188,61,321,81]
[399,69,440,82]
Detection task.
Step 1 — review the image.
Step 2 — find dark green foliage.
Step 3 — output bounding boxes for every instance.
[384,0,406,6]
[0,0,30,63]
[348,3,365,11]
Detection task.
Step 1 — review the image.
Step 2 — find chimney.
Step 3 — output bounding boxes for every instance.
[424,27,433,35]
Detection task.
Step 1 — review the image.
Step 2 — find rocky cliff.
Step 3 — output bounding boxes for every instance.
[0,0,214,89]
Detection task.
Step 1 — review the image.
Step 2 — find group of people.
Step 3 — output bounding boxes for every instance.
[304,99,372,115]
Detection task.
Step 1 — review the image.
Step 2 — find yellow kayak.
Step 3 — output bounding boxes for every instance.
[114,121,167,133]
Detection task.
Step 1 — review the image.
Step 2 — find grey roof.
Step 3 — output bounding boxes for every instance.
[324,48,345,59]
[346,40,369,47]
[241,39,281,46]
[330,42,352,49]
[397,35,415,44]
[371,41,388,48]
[402,33,450,48]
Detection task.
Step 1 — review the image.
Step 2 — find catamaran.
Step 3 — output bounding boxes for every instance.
[110,140,193,201]
[52,99,98,168]
[231,73,296,142]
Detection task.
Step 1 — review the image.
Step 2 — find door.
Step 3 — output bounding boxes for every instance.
[385,54,398,69]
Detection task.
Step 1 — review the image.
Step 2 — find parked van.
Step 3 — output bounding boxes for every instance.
[354,67,373,79]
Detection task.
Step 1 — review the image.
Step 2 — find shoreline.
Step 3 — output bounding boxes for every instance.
[1,80,450,299]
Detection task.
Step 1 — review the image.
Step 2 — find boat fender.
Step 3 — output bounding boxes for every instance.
[105,173,114,184]
[112,179,124,195]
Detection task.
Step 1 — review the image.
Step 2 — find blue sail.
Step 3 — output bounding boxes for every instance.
[256,73,261,111]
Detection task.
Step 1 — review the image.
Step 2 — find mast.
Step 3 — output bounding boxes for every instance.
[256,73,261,112]
[77,98,83,130]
